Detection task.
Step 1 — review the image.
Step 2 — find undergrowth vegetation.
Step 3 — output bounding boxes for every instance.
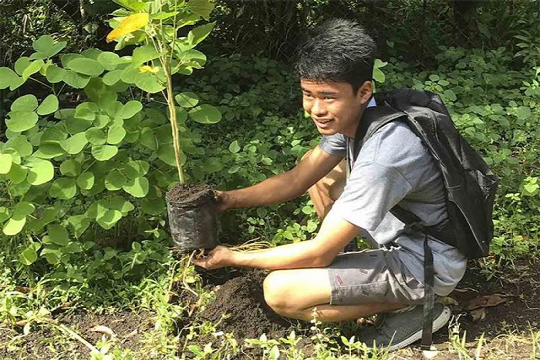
[0,1,539,358]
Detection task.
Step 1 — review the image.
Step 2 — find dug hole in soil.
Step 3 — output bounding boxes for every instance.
[176,269,307,355]
[166,183,219,253]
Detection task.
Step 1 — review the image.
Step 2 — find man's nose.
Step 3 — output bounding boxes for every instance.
[311,99,327,116]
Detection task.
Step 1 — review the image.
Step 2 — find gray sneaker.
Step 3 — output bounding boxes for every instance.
[358,303,451,352]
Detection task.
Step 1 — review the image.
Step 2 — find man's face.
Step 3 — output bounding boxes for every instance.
[301,79,371,138]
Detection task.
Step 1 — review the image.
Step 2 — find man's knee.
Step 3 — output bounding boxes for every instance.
[263,271,295,314]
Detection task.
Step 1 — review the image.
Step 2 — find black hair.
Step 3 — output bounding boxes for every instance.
[295,19,378,93]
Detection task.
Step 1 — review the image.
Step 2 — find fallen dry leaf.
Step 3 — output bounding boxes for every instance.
[89,325,116,337]
[439,296,459,306]
[465,294,506,310]
[123,329,138,339]
[470,308,486,322]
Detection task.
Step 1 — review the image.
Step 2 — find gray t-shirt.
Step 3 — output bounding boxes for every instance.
[319,121,467,296]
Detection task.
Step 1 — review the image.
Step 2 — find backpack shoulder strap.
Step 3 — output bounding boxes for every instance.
[354,102,407,150]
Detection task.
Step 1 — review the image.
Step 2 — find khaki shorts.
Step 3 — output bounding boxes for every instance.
[327,247,424,305]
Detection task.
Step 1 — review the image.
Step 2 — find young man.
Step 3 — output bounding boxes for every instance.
[193,19,466,350]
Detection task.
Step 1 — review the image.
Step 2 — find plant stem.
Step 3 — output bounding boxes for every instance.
[161,55,184,184]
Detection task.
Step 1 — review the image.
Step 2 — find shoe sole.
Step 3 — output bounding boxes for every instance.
[386,306,451,352]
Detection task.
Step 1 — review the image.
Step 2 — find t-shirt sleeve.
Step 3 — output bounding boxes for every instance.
[319,134,346,157]
[331,160,413,233]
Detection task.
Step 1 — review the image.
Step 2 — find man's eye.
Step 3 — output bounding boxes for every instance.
[324,96,335,100]
[303,93,313,98]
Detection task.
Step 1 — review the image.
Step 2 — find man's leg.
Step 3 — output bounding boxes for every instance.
[263,268,403,322]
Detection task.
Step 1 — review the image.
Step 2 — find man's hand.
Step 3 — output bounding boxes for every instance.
[192,245,237,270]
[214,191,234,213]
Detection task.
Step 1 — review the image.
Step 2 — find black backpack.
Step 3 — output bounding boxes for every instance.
[354,89,499,349]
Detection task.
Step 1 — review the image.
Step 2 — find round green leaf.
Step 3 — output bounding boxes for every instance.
[63,70,91,88]
[22,60,44,81]
[0,207,9,222]
[26,158,54,185]
[105,169,126,190]
[11,94,38,112]
[85,128,106,145]
[5,135,33,157]
[139,128,158,150]
[66,58,104,76]
[6,163,28,184]
[47,224,69,246]
[103,70,122,86]
[119,100,143,119]
[49,178,77,199]
[60,133,88,154]
[32,35,54,53]
[3,217,26,236]
[0,154,13,174]
[0,67,21,90]
[107,124,126,144]
[19,245,38,265]
[77,171,95,190]
[123,176,149,197]
[6,111,38,132]
[142,197,165,215]
[97,52,120,70]
[175,92,199,108]
[67,215,91,238]
[228,140,240,154]
[37,94,59,115]
[189,104,222,124]
[92,144,118,161]
[60,159,81,177]
[516,106,531,120]
[14,57,31,75]
[134,72,165,93]
[96,209,122,230]
[45,65,66,83]
[34,141,65,159]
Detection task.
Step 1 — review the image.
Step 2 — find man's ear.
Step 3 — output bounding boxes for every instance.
[357,80,373,104]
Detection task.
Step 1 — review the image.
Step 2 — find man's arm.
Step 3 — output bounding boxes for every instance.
[193,209,360,270]
[220,145,342,210]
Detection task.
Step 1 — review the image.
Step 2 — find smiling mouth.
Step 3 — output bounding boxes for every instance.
[314,118,332,124]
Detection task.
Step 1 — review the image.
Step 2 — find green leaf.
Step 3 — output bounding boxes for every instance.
[60,159,81,177]
[34,140,65,159]
[45,65,66,83]
[66,58,104,76]
[32,35,53,53]
[107,124,126,144]
[134,72,165,93]
[0,67,21,90]
[60,133,88,154]
[123,176,149,197]
[189,104,222,124]
[47,224,69,246]
[75,102,98,121]
[0,207,10,222]
[119,100,143,119]
[63,70,91,88]
[131,45,160,67]
[97,52,120,70]
[142,197,165,215]
[157,144,177,166]
[11,94,38,112]
[77,172,95,190]
[64,242,82,254]
[228,165,240,174]
[122,160,149,179]
[14,57,31,75]
[373,68,385,83]
[0,154,13,174]
[516,106,531,120]
[3,217,26,236]
[6,163,28,184]
[139,128,158,150]
[429,74,440,82]
[108,196,135,215]
[26,158,54,185]
[92,144,118,161]
[49,178,77,199]
[85,128,107,145]
[5,111,38,132]
[187,0,214,19]
[67,215,91,238]
[96,209,122,230]
[188,22,215,46]
[19,245,38,265]
[228,140,240,154]
[5,135,33,157]
[37,94,59,115]
[102,70,123,86]
[443,89,457,101]
[175,92,199,108]
[22,60,44,81]
[105,169,127,190]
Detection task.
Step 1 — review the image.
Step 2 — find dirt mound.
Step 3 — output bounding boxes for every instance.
[199,270,299,341]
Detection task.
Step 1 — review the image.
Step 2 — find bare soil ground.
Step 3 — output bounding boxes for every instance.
[1,259,539,359]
